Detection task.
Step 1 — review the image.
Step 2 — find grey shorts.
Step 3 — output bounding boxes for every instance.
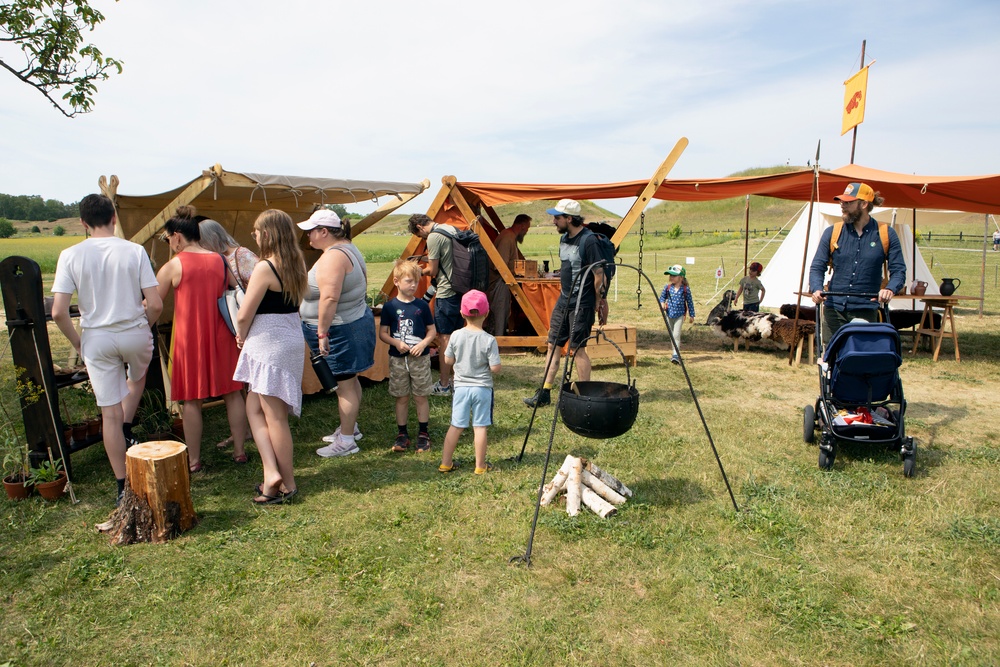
[80,325,153,407]
[388,354,433,398]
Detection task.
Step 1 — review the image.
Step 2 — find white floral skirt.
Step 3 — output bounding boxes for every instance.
[234,313,305,417]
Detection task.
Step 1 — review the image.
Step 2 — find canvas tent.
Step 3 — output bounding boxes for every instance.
[103,165,430,267]
[757,203,941,310]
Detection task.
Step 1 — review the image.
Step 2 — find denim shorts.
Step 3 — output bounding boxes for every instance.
[434,294,464,335]
[742,302,760,313]
[450,385,494,428]
[302,309,375,377]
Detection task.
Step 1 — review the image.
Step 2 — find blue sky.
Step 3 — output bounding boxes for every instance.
[2,0,998,216]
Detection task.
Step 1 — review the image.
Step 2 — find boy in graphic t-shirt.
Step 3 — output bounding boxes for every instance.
[736,262,766,313]
[378,260,437,453]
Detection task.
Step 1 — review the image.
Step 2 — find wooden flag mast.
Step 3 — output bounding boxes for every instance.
[850,40,866,165]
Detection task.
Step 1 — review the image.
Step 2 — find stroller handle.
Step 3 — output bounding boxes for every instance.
[820,291,881,299]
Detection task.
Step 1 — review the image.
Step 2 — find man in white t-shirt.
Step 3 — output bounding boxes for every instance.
[51,194,162,504]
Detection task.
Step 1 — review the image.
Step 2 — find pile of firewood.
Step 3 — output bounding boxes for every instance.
[540,455,632,518]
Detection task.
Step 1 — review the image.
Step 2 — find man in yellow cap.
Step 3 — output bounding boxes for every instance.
[809,182,906,342]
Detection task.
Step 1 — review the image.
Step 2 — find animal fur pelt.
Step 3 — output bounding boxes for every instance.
[714,310,781,342]
[713,311,815,350]
[705,290,737,325]
[770,318,816,348]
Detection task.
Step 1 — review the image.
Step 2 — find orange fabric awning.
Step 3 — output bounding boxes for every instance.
[455,165,1000,214]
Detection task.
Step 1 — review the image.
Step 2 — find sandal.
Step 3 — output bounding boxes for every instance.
[232,453,249,464]
[216,437,234,450]
[438,461,459,473]
[189,462,203,473]
[252,492,285,505]
[474,462,494,475]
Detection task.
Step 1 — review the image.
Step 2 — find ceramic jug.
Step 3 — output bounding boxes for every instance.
[910,280,928,296]
[939,278,961,296]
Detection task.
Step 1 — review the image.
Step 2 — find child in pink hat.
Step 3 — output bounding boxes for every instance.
[438,290,502,475]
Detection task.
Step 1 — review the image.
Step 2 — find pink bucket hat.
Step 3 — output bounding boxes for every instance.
[460,289,490,317]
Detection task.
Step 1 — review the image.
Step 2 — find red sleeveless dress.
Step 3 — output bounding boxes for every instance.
[170,252,242,401]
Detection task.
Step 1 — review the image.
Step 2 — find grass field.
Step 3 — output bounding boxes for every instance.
[1,227,999,665]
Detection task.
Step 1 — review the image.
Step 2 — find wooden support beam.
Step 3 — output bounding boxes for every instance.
[610,138,689,248]
[127,172,217,246]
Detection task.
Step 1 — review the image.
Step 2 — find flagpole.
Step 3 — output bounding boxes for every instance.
[850,40,866,164]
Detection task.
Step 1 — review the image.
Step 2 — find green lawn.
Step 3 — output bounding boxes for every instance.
[1,235,998,665]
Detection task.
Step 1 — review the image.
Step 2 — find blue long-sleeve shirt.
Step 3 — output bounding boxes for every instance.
[659,283,695,319]
[808,217,906,311]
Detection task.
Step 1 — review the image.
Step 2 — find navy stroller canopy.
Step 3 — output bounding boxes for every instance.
[824,322,901,404]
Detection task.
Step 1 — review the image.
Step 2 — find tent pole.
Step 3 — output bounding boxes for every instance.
[982,214,988,318]
[850,40,866,165]
[743,195,750,275]
[608,137,688,248]
[790,141,821,366]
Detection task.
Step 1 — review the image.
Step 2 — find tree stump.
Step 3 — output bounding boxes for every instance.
[99,441,197,545]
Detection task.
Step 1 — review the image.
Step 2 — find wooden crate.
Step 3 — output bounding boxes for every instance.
[514,260,539,278]
[583,324,637,366]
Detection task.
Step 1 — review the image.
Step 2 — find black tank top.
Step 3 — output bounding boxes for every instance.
[256,260,299,314]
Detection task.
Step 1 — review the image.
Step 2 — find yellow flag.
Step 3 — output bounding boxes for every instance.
[841,66,869,135]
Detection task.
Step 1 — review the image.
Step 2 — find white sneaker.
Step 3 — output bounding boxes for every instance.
[316,433,360,458]
[322,425,363,443]
[431,381,452,396]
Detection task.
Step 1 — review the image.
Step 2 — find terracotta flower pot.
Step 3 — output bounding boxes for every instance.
[87,418,102,438]
[35,472,67,501]
[3,474,32,501]
[63,427,73,446]
[71,422,89,442]
[171,417,184,438]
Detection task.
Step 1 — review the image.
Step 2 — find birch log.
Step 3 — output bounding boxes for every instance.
[585,461,634,499]
[566,456,583,516]
[540,456,573,506]
[581,470,627,506]
[581,486,618,518]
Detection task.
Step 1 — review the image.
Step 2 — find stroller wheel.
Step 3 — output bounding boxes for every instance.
[803,405,816,443]
[818,439,836,471]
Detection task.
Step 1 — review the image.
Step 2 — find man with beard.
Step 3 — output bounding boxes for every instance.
[487,214,531,336]
[524,200,606,408]
[809,182,905,342]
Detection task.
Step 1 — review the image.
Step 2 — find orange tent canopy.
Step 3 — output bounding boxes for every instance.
[456,164,1000,214]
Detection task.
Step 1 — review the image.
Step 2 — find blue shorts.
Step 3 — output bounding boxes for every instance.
[434,294,464,336]
[450,386,493,428]
[302,309,376,378]
[742,302,760,313]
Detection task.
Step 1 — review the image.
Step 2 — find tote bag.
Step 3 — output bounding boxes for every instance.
[217,255,245,336]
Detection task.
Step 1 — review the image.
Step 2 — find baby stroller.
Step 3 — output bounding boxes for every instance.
[803,292,916,477]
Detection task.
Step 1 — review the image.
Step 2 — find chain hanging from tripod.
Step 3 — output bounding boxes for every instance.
[635,211,645,308]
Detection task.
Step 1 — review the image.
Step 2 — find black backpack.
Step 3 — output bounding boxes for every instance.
[585,224,618,282]
[430,226,489,294]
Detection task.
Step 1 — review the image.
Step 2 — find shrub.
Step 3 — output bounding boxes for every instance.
[667,224,682,239]
[0,219,15,238]
[30,225,40,234]
[53,225,65,236]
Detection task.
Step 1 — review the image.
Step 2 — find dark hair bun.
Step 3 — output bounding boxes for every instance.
[175,205,198,219]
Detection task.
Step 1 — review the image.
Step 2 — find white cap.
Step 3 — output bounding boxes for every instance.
[546,199,582,217]
[297,209,342,231]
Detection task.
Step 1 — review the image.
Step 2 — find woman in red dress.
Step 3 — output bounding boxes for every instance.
[156,206,248,471]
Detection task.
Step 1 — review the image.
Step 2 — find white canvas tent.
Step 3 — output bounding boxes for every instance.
[758,203,941,310]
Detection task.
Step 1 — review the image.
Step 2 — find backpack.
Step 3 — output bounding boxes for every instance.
[829,220,890,288]
[430,226,489,294]
[585,225,618,282]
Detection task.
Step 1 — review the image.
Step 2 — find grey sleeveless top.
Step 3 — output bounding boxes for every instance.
[300,243,368,327]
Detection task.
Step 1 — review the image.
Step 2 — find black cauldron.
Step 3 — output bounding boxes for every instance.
[559,381,639,439]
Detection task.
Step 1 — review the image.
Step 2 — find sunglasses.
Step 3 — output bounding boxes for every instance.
[158,232,171,243]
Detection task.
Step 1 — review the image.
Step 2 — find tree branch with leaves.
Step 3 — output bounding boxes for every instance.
[0,0,123,117]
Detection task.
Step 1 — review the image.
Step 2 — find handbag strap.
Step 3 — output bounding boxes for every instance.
[221,253,244,293]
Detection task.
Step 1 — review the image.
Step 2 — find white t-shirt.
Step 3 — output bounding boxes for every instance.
[51,236,158,331]
[445,327,500,388]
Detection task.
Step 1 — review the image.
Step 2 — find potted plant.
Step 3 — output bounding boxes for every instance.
[133,390,176,441]
[1,424,32,500]
[28,458,66,501]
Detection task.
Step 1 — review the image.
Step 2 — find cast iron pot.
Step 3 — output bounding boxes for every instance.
[559,380,639,439]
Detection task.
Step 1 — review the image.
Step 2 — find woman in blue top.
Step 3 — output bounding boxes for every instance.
[659,265,696,365]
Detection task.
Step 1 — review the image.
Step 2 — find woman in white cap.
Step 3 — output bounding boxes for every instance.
[298,209,375,457]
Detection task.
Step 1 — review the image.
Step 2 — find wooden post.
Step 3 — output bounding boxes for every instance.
[101,441,197,544]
